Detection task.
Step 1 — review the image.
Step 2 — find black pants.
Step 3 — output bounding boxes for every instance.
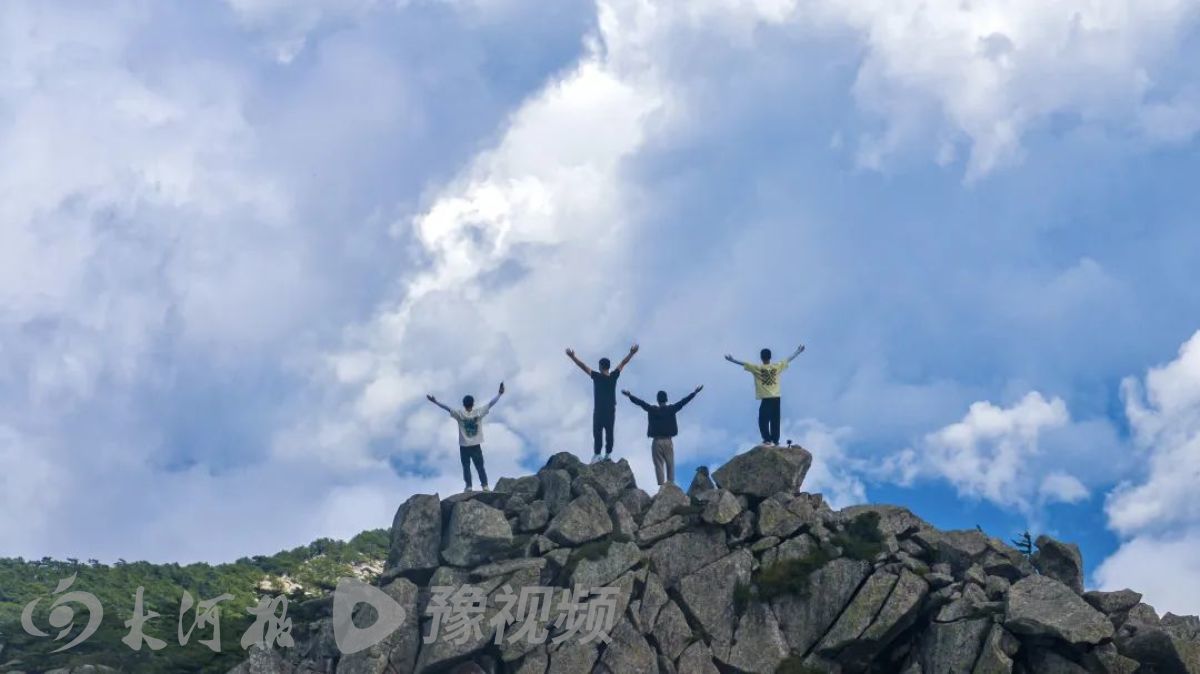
[459,445,487,487]
[758,397,781,444]
[593,408,615,455]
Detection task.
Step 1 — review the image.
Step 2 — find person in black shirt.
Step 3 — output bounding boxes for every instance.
[566,343,639,463]
[622,385,703,486]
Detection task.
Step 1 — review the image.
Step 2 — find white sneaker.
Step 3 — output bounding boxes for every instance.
[604,454,613,462]
[481,485,490,492]
[464,484,473,492]
[590,455,602,465]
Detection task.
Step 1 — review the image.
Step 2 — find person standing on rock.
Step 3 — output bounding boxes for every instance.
[426,382,505,492]
[621,385,703,486]
[566,343,639,463]
[724,344,804,446]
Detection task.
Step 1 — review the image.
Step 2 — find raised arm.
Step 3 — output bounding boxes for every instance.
[425,394,453,414]
[487,381,505,409]
[674,385,703,411]
[565,348,592,375]
[787,344,806,363]
[614,343,639,372]
[621,389,650,410]
[724,354,747,367]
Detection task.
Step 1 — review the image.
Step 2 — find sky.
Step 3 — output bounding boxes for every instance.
[3,0,1200,616]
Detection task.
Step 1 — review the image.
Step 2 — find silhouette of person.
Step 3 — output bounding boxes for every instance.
[566,344,639,463]
[622,386,703,486]
[427,382,505,492]
[725,345,804,446]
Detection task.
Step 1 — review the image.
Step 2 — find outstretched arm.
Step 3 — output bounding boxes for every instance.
[614,343,639,372]
[565,348,592,375]
[674,385,703,411]
[724,354,747,367]
[426,394,453,414]
[787,344,806,363]
[487,381,505,409]
[621,389,651,410]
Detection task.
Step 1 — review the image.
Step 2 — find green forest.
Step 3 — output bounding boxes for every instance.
[0,529,388,673]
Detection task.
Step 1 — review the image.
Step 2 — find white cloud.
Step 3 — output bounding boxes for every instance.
[1097,331,1200,613]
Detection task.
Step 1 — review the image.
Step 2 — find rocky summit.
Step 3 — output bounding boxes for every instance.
[231,444,1200,674]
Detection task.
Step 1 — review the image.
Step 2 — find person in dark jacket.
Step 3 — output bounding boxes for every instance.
[621,385,703,486]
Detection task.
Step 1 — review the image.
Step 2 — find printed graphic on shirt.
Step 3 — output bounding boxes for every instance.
[462,417,480,437]
[756,367,779,388]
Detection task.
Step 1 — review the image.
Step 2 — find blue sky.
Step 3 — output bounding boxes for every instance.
[3,0,1200,615]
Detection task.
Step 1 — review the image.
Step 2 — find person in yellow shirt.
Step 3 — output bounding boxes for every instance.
[724,344,805,446]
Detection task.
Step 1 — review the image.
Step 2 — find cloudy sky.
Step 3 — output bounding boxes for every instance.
[3,0,1200,615]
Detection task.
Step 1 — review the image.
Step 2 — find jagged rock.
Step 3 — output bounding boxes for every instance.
[639,572,669,633]
[513,647,548,674]
[641,483,690,527]
[914,528,990,572]
[470,557,547,581]
[647,528,728,587]
[773,557,872,655]
[1118,624,1200,673]
[917,617,991,674]
[651,600,692,661]
[442,500,514,567]
[757,497,803,537]
[817,570,900,655]
[335,578,421,674]
[1084,588,1142,618]
[1026,649,1090,673]
[538,469,573,515]
[657,652,677,674]
[964,563,987,587]
[544,492,612,546]
[839,504,930,539]
[518,501,551,533]
[925,572,956,589]
[570,540,642,589]
[1005,575,1113,645]
[712,444,813,498]
[636,515,688,546]
[496,475,542,502]
[544,452,586,478]
[677,549,753,659]
[582,459,636,500]
[688,466,716,497]
[611,488,648,521]
[855,568,929,658]
[1084,642,1140,674]
[677,640,721,674]
[597,618,657,674]
[229,645,294,674]
[701,489,743,525]
[751,535,781,553]
[546,640,598,674]
[726,509,756,545]
[937,582,998,622]
[980,538,1035,581]
[725,601,789,673]
[1125,602,1162,627]
[972,624,1019,674]
[387,494,441,575]
[1163,613,1200,641]
[1032,534,1085,594]
[985,575,1011,600]
[611,501,637,538]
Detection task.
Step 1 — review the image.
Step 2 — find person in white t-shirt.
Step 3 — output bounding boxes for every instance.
[427,382,505,492]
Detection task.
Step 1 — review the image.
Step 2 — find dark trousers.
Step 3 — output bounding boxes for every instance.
[758,397,781,444]
[459,444,487,487]
[593,408,615,455]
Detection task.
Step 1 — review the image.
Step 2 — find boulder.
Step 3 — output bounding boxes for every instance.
[615,488,652,521]
[569,540,642,589]
[677,640,721,674]
[635,515,688,546]
[546,640,598,674]
[1084,589,1143,616]
[839,504,930,539]
[761,533,819,568]
[441,500,513,567]
[647,528,728,587]
[544,452,586,478]
[597,619,657,674]
[386,494,441,575]
[773,558,871,655]
[334,578,421,674]
[544,492,612,546]
[537,469,573,515]
[611,501,638,538]
[676,549,753,660]
[757,498,803,537]
[688,466,716,497]
[584,458,637,500]
[816,571,900,655]
[711,444,813,498]
[1118,625,1200,673]
[725,601,789,673]
[641,483,690,528]
[651,600,692,661]
[518,501,551,533]
[917,617,991,674]
[639,573,669,634]
[971,624,1019,674]
[701,489,743,525]
[1032,534,1085,594]
[1005,575,1113,645]
[495,475,542,502]
[1025,649,1090,673]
